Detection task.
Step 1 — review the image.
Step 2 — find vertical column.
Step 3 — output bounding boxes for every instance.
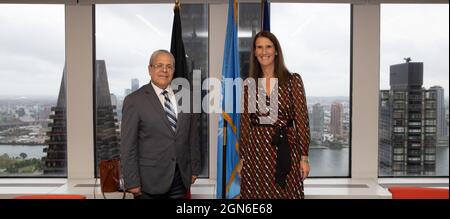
[209,3,228,181]
[65,3,94,179]
[351,3,380,179]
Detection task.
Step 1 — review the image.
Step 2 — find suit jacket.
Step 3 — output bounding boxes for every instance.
[120,83,201,194]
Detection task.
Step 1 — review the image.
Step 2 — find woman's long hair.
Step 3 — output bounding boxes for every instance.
[248,31,291,85]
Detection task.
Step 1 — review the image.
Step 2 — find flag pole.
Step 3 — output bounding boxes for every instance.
[222,121,227,199]
[260,0,264,31]
[261,0,270,32]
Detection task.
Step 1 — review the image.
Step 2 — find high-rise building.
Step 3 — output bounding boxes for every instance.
[379,59,437,175]
[43,60,120,175]
[43,67,67,175]
[379,90,392,170]
[131,78,139,93]
[430,86,447,140]
[95,60,120,173]
[311,103,324,142]
[124,88,131,97]
[446,105,449,137]
[110,93,118,107]
[330,102,343,138]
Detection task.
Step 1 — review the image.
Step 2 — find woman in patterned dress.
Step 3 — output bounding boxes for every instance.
[237,31,310,199]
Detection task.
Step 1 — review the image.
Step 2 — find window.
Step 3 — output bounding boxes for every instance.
[394,127,405,133]
[393,155,404,161]
[393,148,404,154]
[425,110,436,119]
[408,129,421,133]
[425,127,436,133]
[0,4,66,177]
[236,3,350,177]
[238,2,261,79]
[394,102,406,109]
[394,91,406,100]
[392,111,405,119]
[408,121,421,126]
[272,3,351,177]
[379,4,449,177]
[95,4,209,177]
[425,120,436,126]
[425,101,436,109]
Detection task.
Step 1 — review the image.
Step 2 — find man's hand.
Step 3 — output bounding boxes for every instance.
[127,187,141,197]
[236,159,244,178]
[191,175,198,184]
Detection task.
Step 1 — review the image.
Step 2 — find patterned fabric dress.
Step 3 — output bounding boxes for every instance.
[239,73,310,199]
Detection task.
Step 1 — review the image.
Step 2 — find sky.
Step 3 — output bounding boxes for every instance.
[272,3,351,97]
[95,4,173,97]
[0,3,448,99]
[379,4,449,93]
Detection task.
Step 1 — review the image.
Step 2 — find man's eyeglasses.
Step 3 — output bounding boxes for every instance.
[152,63,174,71]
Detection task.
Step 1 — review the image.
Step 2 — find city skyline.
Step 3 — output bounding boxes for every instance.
[1,70,447,176]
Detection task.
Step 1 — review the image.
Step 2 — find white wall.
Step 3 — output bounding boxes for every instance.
[65,4,94,179]
[351,3,380,179]
[208,3,228,180]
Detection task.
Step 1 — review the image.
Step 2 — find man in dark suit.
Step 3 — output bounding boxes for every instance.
[120,49,200,199]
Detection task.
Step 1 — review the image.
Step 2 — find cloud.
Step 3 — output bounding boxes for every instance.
[95,4,173,96]
[272,3,448,97]
[0,4,447,98]
[380,4,449,94]
[0,5,64,96]
[272,3,351,97]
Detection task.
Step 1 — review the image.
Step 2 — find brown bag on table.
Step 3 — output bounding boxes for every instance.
[99,158,126,199]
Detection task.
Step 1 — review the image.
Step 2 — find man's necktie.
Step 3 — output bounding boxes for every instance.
[162,90,177,132]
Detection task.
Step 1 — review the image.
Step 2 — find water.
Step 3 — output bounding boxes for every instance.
[309,147,449,177]
[0,145,45,159]
[309,147,350,177]
[0,145,448,177]
[436,146,449,176]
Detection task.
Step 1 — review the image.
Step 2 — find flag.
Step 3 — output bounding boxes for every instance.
[170,3,188,79]
[261,0,270,31]
[216,0,241,199]
[170,2,191,199]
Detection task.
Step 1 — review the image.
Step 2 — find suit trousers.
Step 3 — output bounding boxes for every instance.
[136,164,187,199]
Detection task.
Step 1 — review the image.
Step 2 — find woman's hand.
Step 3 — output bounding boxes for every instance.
[300,157,310,181]
[236,159,244,178]
[191,175,198,184]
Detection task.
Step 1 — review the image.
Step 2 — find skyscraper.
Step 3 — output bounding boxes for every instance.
[379,59,437,175]
[124,88,131,97]
[131,78,139,93]
[430,86,447,141]
[110,93,118,107]
[43,67,67,175]
[95,60,120,173]
[330,102,343,138]
[311,103,324,142]
[43,60,120,175]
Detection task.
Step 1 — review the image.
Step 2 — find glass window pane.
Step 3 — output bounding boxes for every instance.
[379,4,449,177]
[0,5,66,177]
[238,3,261,79]
[272,3,351,177]
[95,4,209,177]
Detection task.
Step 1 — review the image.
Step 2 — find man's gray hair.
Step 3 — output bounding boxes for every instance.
[149,49,175,66]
